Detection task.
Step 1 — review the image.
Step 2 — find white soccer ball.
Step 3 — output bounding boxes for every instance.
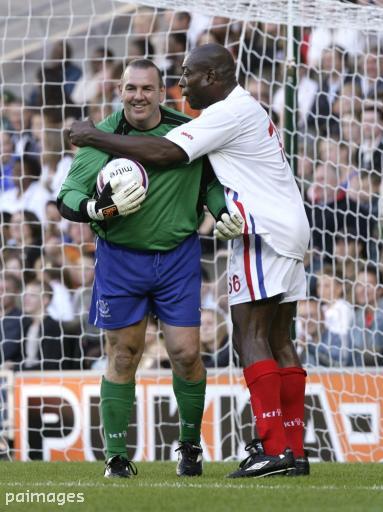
[96,158,149,195]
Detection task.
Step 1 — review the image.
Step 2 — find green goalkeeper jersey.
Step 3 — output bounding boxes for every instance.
[57,106,226,251]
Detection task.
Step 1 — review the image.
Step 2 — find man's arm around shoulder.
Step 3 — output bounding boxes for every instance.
[69,119,187,167]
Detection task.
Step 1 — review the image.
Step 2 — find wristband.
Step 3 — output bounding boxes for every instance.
[87,199,104,221]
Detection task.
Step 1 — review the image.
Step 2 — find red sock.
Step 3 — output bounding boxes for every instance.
[243,359,287,456]
[279,366,306,458]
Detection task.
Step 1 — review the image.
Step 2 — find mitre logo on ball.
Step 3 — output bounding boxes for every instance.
[97,158,149,195]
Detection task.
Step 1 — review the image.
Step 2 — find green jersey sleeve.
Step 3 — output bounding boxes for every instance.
[57,112,122,220]
[200,157,227,221]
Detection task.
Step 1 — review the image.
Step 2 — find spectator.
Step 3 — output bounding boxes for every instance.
[64,222,95,265]
[71,47,115,106]
[187,14,211,48]
[307,45,347,136]
[359,102,383,173]
[33,64,82,124]
[332,77,363,121]
[1,100,23,134]
[7,210,42,275]
[1,101,38,159]
[200,308,235,368]
[272,65,318,129]
[131,6,157,36]
[126,37,155,62]
[0,248,23,281]
[40,127,73,198]
[296,298,347,367]
[195,30,220,48]
[32,244,74,323]
[357,45,383,100]
[240,22,284,83]
[0,212,12,248]
[349,265,383,366]
[29,41,82,107]
[49,40,82,100]
[317,136,356,183]
[0,274,23,368]
[29,112,43,151]
[0,131,17,193]
[316,265,354,343]
[163,10,191,33]
[44,200,66,240]
[348,169,380,262]
[307,27,365,69]
[63,254,101,369]
[138,316,169,370]
[207,16,237,46]
[0,155,51,221]
[340,112,362,157]
[333,231,366,284]
[305,161,369,259]
[165,32,188,87]
[21,280,74,370]
[0,273,22,456]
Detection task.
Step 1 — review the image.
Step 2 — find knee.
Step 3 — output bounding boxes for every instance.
[168,345,201,371]
[110,345,140,376]
[238,334,273,367]
[272,339,298,366]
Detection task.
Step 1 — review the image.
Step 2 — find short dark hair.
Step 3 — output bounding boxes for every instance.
[125,59,164,88]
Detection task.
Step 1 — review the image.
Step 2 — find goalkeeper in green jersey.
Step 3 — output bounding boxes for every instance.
[57,59,243,478]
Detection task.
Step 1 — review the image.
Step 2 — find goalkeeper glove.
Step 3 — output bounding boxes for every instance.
[86,176,146,221]
[214,213,244,241]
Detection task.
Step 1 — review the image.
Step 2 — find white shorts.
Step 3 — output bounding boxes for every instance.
[228,235,307,306]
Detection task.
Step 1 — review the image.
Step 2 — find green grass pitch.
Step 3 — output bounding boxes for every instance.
[0,462,381,512]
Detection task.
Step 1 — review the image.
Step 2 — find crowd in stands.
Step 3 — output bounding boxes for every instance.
[1,6,383,376]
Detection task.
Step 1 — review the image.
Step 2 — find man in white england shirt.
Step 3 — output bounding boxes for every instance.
[69,43,310,478]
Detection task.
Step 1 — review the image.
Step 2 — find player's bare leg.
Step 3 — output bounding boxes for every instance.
[162,323,205,476]
[268,301,300,368]
[228,297,294,478]
[102,318,147,478]
[105,318,147,382]
[231,297,280,366]
[269,302,309,476]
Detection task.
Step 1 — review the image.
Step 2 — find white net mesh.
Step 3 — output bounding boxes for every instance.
[0,0,383,463]
[116,0,383,31]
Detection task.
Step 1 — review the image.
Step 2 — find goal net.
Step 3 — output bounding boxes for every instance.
[1,0,382,463]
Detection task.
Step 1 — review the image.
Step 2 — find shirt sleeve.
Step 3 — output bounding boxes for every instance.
[164,105,241,162]
[56,145,110,222]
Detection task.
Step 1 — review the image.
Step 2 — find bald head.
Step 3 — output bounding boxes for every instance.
[179,43,237,109]
[188,43,236,83]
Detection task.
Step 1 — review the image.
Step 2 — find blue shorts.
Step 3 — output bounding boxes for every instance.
[89,234,201,329]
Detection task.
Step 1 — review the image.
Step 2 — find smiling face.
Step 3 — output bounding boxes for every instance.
[120,65,165,130]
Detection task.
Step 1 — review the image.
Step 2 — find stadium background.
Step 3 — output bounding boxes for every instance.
[1,0,383,465]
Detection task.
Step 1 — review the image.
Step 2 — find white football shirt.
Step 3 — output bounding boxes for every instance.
[165,85,310,260]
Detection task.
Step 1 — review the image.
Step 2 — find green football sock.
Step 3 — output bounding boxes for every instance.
[100,377,135,459]
[172,371,206,444]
